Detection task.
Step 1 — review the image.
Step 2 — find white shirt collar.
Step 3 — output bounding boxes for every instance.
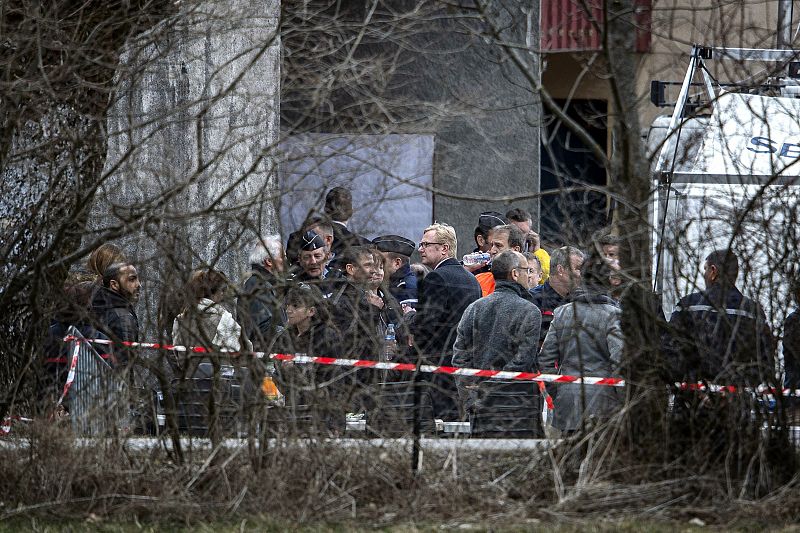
[434,257,449,270]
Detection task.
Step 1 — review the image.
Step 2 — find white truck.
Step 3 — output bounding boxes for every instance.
[648,45,800,339]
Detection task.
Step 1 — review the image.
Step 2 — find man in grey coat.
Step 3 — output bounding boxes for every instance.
[238,236,287,351]
[452,250,542,412]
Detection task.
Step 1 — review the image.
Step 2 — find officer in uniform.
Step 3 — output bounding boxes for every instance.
[372,235,417,304]
[296,230,342,298]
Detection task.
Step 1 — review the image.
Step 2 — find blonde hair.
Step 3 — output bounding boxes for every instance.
[424,223,457,258]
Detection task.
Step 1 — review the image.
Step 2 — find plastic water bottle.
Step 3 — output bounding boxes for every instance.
[383,323,397,361]
[462,252,491,266]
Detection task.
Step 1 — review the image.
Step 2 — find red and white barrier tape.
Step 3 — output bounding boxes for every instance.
[1,416,33,435]
[271,352,625,386]
[62,336,625,388]
[57,339,82,407]
[63,336,800,398]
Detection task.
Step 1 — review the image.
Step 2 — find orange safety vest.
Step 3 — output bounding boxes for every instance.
[475,271,495,297]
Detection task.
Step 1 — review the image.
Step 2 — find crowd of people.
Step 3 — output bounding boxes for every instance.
[45,186,789,434]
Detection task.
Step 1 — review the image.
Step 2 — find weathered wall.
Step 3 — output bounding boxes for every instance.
[399,1,541,251]
[279,1,541,254]
[96,1,280,333]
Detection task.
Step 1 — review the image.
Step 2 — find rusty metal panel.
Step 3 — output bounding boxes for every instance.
[634,0,652,53]
[541,0,651,53]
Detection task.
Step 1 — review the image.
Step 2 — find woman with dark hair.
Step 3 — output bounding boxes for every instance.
[274,284,340,357]
[273,284,346,431]
[172,269,252,353]
[537,247,624,433]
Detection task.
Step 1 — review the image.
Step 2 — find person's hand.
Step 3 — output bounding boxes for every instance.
[366,291,385,309]
[463,260,488,273]
[526,231,540,252]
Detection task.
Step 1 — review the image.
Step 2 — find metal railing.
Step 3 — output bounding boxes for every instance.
[66,327,129,436]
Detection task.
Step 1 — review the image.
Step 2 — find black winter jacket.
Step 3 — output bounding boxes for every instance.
[329,281,382,360]
[90,286,139,365]
[529,281,569,345]
[410,258,482,364]
[784,309,800,388]
[662,283,775,385]
[238,264,286,350]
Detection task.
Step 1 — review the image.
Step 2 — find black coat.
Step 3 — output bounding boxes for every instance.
[90,286,139,366]
[273,320,348,413]
[296,269,344,299]
[783,310,800,388]
[329,281,382,360]
[327,222,370,272]
[530,281,569,346]
[238,264,286,350]
[410,258,482,364]
[273,320,342,358]
[662,283,775,385]
[331,222,370,256]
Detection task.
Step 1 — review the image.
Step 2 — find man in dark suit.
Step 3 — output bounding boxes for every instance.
[323,187,370,270]
[410,223,482,419]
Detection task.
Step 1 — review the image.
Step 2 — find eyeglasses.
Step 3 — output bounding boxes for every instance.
[418,241,444,249]
[515,267,537,274]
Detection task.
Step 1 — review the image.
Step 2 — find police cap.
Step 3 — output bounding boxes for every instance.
[372,235,415,257]
[300,230,326,251]
[478,211,507,232]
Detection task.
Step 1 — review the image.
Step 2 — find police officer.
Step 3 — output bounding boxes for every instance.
[663,249,774,385]
[372,235,417,304]
[296,230,341,298]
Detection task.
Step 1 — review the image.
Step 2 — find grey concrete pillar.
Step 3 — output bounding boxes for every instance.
[389,1,541,253]
[96,1,281,334]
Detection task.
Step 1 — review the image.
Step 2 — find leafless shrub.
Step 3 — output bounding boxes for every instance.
[3,0,800,528]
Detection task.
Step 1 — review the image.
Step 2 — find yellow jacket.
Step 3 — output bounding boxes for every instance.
[534,248,550,285]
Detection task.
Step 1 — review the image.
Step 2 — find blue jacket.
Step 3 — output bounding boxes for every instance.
[388,263,417,303]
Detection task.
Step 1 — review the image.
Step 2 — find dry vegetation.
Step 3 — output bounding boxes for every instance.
[1,419,800,529]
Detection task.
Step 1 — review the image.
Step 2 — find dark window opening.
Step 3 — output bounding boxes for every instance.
[540,99,609,247]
